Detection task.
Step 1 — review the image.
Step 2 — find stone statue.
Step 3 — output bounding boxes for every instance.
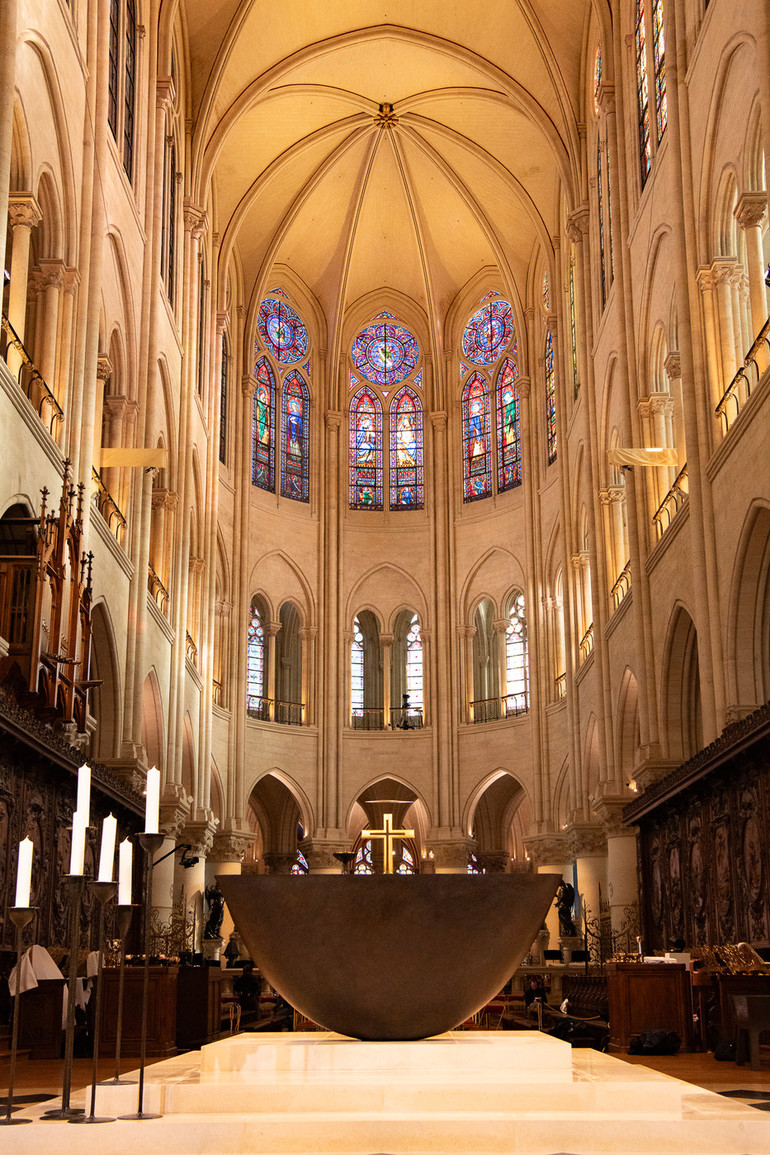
[555,878,577,937]
[203,882,225,940]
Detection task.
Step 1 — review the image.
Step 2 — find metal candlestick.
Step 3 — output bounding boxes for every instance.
[119,833,164,1121]
[71,880,117,1124]
[100,904,137,1086]
[1,907,36,1126]
[43,875,86,1120]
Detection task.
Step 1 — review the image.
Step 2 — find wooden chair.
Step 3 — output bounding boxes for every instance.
[731,994,770,1070]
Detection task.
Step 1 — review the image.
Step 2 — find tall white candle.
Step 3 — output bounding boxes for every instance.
[145,766,160,834]
[118,838,133,905]
[15,837,33,907]
[70,810,87,875]
[77,763,91,828]
[98,814,117,882]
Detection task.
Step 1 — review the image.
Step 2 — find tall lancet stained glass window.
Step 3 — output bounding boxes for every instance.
[496,359,522,492]
[462,373,492,501]
[252,358,275,491]
[652,0,667,143]
[390,386,424,509]
[635,0,652,184]
[545,331,557,464]
[281,371,309,502]
[350,388,383,509]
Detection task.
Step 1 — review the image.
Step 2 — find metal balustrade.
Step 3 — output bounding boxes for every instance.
[611,560,631,609]
[652,463,688,539]
[147,563,169,613]
[716,317,770,435]
[1,311,63,438]
[579,623,594,663]
[91,467,127,544]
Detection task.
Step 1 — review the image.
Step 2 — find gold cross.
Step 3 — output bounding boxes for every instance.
[361,813,414,874]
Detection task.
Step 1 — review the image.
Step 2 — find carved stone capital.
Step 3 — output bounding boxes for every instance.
[516,375,531,399]
[298,625,318,641]
[262,851,299,874]
[8,193,43,230]
[710,257,739,287]
[523,834,570,866]
[649,393,675,418]
[597,83,616,116]
[103,394,137,421]
[426,839,476,869]
[156,77,176,113]
[151,488,178,512]
[457,624,476,640]
[326,410,342,430]
[298,840,352,872]
[663,351,681,381]
[264,621,282,638]
[696,265,714,292]
[242,374,256,397]
[214,600,232,619]
[210,831,255,862]
[216,310,230,336]
[492,617,509,635]
[430,410,448,431]
[184,198,208,239]
[188,556,205,576]
[599,489,613,507]
[566,823,607,859]
[379,633,394,647]
[476,850,510,873]
[734,192,767,231]
[182,819,217,859]
[96,354,114,383]
[37,258,65,291]
[63,267,80,295]
[591,796,635,838]
[545,315,559,336]
[566,206,590,244]
[608,486,626,503]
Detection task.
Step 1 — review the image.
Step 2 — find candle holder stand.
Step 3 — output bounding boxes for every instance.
[1,906,36,1126]
[71,880,117,1124]
[43,874,86,1120]
[119,833,164,1121]
[100,904,137,1086]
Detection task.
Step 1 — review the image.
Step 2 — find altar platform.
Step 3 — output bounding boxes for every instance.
[7,1030,770,1154]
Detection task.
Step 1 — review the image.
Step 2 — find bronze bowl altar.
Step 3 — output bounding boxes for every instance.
[216,872,560,1040]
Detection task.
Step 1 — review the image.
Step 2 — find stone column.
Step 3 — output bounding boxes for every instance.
[265,621,281,720]
[299,839,352,875]
[663,352,685,466]
[712,258,739,398]
[650,394,676,499]
[735,193,768,354]
[0,1,18,276]
[525,835,572,947]
[6,195,42,376]
[150,835,177,929]
[492,618,509,705]
[458,625,476,723]
[696,268,721,410]
[57,268,80,433]
[93,353,113,481]
[207,832,253,948]
[179,821,215,957]
[380,632,393,726]
[35,259,65,391]
[594,799,639,938]
[299,625,316,726]
[569,826,607,935]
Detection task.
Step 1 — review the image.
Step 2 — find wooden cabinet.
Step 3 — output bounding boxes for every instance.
[176,966,238,1049]
[99,965,178,1057]
[17,978,65,1058]
[607,962,694,1052]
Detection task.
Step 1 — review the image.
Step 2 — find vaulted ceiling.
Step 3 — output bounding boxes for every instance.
[182,1,595,345]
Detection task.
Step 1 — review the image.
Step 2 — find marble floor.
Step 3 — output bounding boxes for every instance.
[3,1031,770,1154]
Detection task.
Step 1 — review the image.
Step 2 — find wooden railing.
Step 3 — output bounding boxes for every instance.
[611,560,631,610]
[91,467,127,544]
[579,623,594,664]
[147,563,169,613]
[715,316,770,435]
[1,311,63,438]
[652,463,688,539]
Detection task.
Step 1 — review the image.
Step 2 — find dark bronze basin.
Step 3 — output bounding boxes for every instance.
[217,872,559,1040]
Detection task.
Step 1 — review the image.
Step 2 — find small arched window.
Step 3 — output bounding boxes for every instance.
[505,592,529,716]
[350,617,365,719]
[406,614,423,713]
[350,388,383,509]
[108,1,137,180]
[247,602,267,718]
[252,358,276,491]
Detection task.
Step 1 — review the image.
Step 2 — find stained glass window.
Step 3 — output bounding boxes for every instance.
[606,140,614,284]
[653,0,667,143]
[505,592,529,715]
[281,371,309,502]
[462,300,514,365]
[349,371,358,390]
[108,0,119,137]
[460,362,469,380]
[597,144,607,309]
[219,333,228,464]
[569,259,579,396]
[247,604,266,714]
[462,373,492,501]
[351,617,364,719]
[252,357,275,491]
[496,359,521,493]
[594,43,602,117]
[636,0,652,184]
[395,845,417,874]
[545,332,557,464]
[291,850,309,875]
[303,360,311,377]
[269,287,289,299]
[352,320,419,387]
[257,297,308,364]
[353,838,374,874]
[389,387,423,510]
[542,272,550,312]
[406,614,423,711]
[414,369,423,389]
[123,0,136,178]
[349,388,383,509]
